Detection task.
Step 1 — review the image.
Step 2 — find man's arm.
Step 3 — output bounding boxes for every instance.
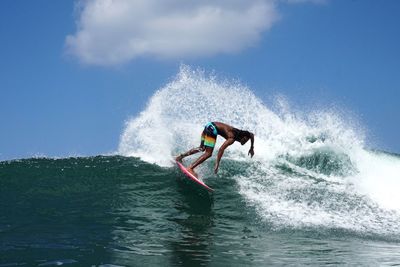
[214,138,235,174]
[248,133,254,158]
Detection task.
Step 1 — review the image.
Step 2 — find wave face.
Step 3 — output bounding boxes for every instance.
[2,156,400,266]
[2,66,400,265]
[119,65,400,237]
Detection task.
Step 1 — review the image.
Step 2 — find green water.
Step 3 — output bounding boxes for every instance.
[1,156,400,266]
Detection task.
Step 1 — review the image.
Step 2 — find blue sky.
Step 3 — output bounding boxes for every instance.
[1,0,399,160]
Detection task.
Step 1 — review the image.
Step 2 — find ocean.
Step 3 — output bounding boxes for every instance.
[1,66,400,266]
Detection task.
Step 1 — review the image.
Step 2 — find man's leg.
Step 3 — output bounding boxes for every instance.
[187,147,213,176]
[175,146,205,162]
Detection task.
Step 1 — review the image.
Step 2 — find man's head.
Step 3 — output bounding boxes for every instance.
[237,130,253,145]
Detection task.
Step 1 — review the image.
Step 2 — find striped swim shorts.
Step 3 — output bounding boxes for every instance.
[200,122,218,148]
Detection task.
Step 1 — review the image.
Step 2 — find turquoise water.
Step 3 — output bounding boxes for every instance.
[3,67,400,266]
[1,156,400,266]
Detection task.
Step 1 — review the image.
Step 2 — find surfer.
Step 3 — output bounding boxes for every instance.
[175,122,254,176]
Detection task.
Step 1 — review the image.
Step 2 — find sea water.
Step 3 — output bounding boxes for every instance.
[1,66,400,266]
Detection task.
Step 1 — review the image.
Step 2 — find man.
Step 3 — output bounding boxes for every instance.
[175,122,254,177]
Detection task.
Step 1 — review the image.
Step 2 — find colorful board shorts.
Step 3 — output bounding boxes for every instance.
[200,122,218,148]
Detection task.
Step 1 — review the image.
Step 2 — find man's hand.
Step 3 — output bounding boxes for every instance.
[214,162,219,174]
[248,147,254,158]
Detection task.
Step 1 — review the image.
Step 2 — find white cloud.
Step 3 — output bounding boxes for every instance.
[65,0,325,66]
[65,0,279,65]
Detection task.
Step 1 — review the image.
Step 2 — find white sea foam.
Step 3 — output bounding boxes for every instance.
[118,65,400,235]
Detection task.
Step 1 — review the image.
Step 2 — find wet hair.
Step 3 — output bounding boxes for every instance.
[235,130,252,141]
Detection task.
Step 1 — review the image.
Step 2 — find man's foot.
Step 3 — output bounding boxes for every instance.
[175,155,183,162]
[187,168,198,178]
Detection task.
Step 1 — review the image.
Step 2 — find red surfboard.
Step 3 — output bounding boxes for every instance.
[176,161,214,192]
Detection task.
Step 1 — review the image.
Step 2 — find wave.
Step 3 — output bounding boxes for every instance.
[118,65,400,237]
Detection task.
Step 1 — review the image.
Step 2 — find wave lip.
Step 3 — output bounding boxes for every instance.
[118,65,400,237]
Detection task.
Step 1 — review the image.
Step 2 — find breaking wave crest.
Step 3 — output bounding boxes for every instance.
[118,65,400,237]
